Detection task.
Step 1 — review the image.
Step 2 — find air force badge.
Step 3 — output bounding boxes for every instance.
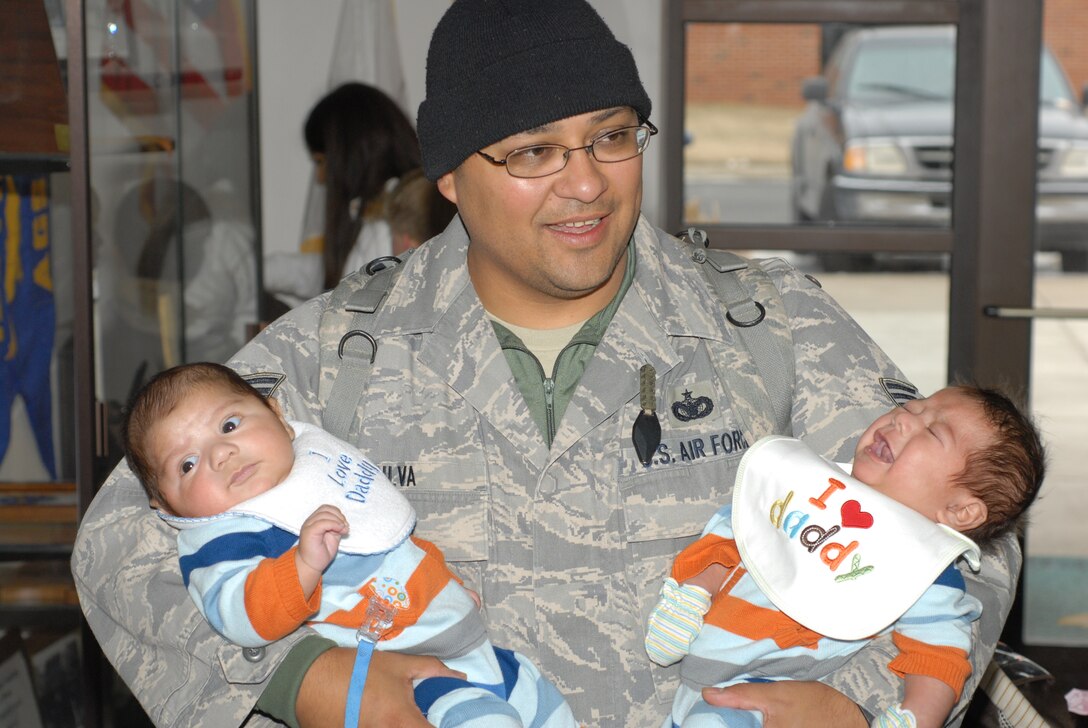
[672,389,714,422]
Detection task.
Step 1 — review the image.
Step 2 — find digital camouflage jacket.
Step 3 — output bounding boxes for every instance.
[72,215,1019,727]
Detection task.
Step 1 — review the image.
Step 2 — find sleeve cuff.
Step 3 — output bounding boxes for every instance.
[254,635,338,728]
[671,534,741,583]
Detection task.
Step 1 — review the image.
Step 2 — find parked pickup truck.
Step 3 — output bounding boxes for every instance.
[791,25,1088,271]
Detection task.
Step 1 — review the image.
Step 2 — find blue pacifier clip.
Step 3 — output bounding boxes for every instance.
[343,595,397,728]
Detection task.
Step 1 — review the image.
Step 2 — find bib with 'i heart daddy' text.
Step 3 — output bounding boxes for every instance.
[732,436,980,641]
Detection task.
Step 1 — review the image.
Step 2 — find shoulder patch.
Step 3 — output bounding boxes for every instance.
[880,377,921,407]
[242,372,286,399]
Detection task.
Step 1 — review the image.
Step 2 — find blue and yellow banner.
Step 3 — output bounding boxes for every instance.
[0,174,56,478]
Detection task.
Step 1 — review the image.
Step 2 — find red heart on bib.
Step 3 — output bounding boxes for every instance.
[841,500,874,529]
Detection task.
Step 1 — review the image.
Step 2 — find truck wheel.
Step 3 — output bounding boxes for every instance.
[1060,249,1088,272]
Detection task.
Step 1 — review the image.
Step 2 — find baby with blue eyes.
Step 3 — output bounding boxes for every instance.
[122,361,579,728]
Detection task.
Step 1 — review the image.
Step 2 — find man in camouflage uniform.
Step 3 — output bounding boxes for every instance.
[72,0,1018,726]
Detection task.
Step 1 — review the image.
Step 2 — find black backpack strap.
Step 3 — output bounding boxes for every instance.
[677,228,795,435]
[320,256,405,440]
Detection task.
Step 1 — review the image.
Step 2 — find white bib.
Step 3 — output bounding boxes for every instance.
[732,436,980,641]
[160,422,416,555]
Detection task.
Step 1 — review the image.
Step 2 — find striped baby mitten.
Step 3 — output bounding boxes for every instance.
[645,577,713,666]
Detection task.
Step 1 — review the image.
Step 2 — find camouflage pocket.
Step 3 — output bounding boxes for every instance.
[619,457,739,703]
[618,457,737,544]
[402,487,490,564]
[625,533,697,705]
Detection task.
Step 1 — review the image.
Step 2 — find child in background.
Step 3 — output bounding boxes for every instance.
[645,385,1045,728]
[386,168,458,256]
[123,362,578,728]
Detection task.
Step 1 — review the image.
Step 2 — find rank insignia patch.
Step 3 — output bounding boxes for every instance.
[243,372,286,399]
[880,377,921,407]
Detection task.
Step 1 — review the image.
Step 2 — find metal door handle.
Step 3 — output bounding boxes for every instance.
[984,306,1088,320]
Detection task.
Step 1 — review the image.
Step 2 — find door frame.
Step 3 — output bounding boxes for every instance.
[664,0,1041,645]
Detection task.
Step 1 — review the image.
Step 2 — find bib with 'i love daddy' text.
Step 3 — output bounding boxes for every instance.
[160,422,416,555]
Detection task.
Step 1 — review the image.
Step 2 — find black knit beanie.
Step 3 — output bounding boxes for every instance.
[417,0,652,181]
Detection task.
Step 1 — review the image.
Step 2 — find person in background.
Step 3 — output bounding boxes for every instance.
[265,82,421,303]
[386,168,458,256]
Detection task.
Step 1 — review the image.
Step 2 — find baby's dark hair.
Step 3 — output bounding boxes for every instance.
[950,385,1046,543]
[123,362,273,504]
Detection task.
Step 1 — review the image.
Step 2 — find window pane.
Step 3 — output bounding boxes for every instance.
[683,22,958,249]
[1023,1,1088,649]
[87,0,260,473]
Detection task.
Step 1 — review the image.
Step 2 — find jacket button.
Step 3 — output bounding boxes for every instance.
[538,476,558,496]
[242,646,265,663]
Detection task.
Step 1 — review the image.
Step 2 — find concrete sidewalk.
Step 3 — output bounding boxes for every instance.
[684,102,796,180]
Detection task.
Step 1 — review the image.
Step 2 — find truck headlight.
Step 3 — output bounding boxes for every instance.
[843,140,908,176]
[1057,144,1088,178]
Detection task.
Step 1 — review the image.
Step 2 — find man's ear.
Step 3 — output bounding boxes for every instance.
[938,495,987,533]
[437,171,457,205]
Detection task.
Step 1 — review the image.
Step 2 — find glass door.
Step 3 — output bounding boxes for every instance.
[86,0,261,476]
[1005,1,1088,655]
[1,2,260,725]
[1022,270,1088,648]
[669,0,1072,665]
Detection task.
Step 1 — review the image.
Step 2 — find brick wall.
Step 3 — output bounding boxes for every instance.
[1044,0,1088,100]
[685,23,819,107]
[686,1,1088,108]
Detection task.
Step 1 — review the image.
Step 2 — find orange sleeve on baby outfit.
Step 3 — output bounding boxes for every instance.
[671,534,743,583]
[889,632,972,699]
[673,534,823,650]
[244,547,322,641]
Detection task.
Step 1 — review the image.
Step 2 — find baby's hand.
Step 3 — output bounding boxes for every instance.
[297,504,349,574]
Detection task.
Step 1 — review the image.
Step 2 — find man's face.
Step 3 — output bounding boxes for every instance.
[852,388,992,527]
[438,107,644,321]
[149,385,296,518]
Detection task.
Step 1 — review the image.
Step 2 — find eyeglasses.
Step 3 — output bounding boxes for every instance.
[476,121,658,179]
